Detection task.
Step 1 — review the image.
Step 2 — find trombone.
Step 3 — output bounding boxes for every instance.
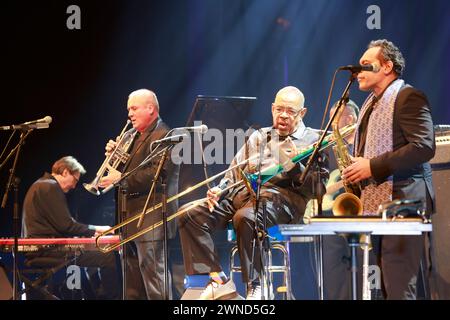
[95,124,357,253]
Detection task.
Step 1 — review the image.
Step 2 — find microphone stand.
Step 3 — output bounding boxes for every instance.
[104,145,168,299]
[1,129,32,300]
[299,71,357,300]
[136,147,169,229]
[161,171,169,300]
[249,131,268,300]
[311,157,327,300]
[110,147,168,191]
[136,146,171,300]
[117,185,128,300]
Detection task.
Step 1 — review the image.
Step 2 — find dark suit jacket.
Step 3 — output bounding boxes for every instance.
[365,85,436,214]
[120,118,180,241]
[22,173,95,238]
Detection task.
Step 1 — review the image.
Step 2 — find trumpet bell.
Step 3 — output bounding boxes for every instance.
[83,182,101,196]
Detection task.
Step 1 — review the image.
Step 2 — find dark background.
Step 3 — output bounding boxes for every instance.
[1,0,449,299]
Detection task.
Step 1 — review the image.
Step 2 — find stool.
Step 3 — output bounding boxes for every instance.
[227,223,292,300]
[19,256,75,300]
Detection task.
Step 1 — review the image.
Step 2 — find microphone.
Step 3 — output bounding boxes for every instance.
[152,134,188,146]
[174,124,208,134]
[0,116,52,130]
[338,64,380,73]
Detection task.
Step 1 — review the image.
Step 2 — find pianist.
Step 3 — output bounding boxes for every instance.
[22,156,120,299]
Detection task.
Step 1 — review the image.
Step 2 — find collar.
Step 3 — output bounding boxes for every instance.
[271,120,306,140]
[139,117,161,137]
[44,172,55,181]
[290,120,306,140]
[374,78,401,100]
[370,78,403,110]
[44,172,63,192]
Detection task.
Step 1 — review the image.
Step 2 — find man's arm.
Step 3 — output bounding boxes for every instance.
[39,185,95,237]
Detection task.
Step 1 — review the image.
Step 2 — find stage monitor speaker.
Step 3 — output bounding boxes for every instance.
[0,264,13,300]
[430,164,450,299]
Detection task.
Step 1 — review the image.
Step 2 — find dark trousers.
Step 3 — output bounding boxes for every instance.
[178,194,296,284]
[75,251,121,299]
[323,234,425,300]
[323,235,352,300]
[123,240,171,300]
[378,234,426,300]
[323,234,380,300]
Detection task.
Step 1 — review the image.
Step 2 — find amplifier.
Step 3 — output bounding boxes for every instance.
[430,124,450,166]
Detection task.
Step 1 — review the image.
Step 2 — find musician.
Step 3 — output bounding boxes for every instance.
[342,39,435,299]
[99,89,179,300]
[22,156,120,299]
[178,86,328,300]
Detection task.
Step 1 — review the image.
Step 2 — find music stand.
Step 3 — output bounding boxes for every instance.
[180,95,257,203]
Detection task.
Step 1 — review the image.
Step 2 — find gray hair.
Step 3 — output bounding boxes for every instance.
[368,39,405,76]
[51,156,86,175]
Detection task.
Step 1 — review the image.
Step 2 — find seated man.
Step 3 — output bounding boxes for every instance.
[22,156,120,299]
[178,86,327,300]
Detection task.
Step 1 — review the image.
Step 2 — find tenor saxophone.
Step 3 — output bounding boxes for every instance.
[331,102,363,216]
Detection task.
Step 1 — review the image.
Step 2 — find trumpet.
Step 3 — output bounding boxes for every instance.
[95,124,357,253]
[83,120,137,195]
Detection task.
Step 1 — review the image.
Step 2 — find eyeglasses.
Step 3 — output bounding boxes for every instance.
[70,172,80,183]
[273,106,300,117]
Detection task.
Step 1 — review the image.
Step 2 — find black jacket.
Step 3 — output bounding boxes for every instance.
[366,85,436,214]
[120,118,180,241]
[22,173,95,238]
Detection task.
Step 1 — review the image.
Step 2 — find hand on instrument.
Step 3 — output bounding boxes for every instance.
[342,156,372,184]
[104,137,120,157]
[206,186,221,212]
[274,137,298,172]
[98,167,121,188]
[94,225,112,237]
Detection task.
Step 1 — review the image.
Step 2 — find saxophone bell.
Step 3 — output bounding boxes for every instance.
[332,192,363,216]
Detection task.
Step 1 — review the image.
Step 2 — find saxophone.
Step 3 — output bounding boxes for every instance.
[331,102,363,216]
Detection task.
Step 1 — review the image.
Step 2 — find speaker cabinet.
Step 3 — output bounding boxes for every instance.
[430,167,450,299]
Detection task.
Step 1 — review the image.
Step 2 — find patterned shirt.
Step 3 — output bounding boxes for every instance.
[220,121,325,220]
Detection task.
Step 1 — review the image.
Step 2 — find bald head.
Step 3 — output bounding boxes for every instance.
[128,89,159,112]
[272,86,307,136]
[273,86,305,111]
[127,89,160,132]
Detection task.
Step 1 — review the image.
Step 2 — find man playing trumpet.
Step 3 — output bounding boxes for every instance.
[99,89,179,300]
[178,86,328,300]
